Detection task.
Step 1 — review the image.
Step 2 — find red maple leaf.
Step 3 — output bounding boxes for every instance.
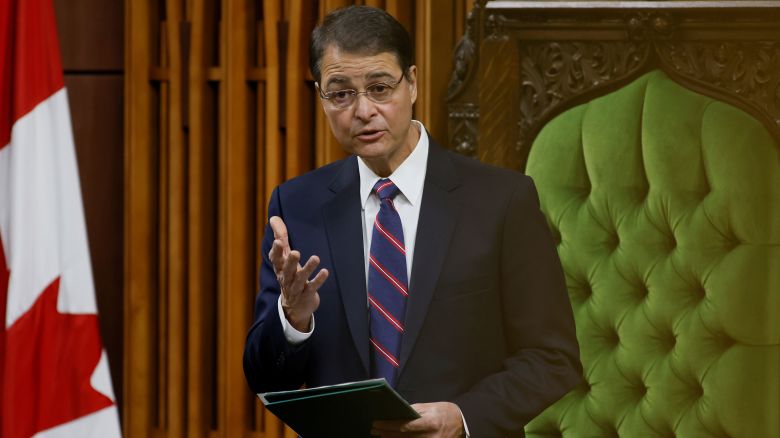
[1,243,113,438]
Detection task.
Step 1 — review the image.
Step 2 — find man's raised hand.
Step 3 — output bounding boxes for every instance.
[268,216,329,332]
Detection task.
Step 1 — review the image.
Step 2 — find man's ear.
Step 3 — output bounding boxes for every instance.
[407,65,418,105]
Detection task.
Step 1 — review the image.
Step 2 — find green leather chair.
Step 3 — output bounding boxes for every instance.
[524,70,780,437]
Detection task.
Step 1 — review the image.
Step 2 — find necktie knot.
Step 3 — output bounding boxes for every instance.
[373,179,400,201]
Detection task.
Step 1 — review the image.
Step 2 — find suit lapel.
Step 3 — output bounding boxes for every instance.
[399,141,460,375]
[321,157,370,373]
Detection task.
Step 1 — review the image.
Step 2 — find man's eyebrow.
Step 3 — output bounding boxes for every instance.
[324,76,349,88]
[324,71,396,87]
[366,71,395,81]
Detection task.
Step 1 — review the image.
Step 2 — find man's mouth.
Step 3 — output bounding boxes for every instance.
[355,130,385,142]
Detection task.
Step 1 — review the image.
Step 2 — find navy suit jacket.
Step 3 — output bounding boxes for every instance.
[243,139,581,436]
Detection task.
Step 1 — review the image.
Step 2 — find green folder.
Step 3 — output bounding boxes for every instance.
[259,378,420,437]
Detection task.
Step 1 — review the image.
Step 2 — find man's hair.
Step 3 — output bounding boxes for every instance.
[309,6,414,83]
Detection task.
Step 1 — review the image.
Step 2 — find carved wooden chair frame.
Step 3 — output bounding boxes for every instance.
[447,0,780,169]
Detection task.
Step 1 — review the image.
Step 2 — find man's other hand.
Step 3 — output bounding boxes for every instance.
[371,402,465,437]
[268,216,329,332]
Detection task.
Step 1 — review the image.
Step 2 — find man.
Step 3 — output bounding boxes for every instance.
[243,6,581,437]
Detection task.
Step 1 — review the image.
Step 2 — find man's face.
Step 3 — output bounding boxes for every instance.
[317,45,418,176]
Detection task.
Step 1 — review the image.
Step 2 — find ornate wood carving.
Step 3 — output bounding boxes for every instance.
[448,1,780,169]
[447,6,480,100]
[449,103,480,156]
[658,41,780,127]
[447,0,487,158]
[518,41,651,159]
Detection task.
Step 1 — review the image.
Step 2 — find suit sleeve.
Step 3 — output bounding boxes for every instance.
[243,186,310,394]
[454,176,582,436]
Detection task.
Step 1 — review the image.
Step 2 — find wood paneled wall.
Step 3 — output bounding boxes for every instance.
[124,1,472,436]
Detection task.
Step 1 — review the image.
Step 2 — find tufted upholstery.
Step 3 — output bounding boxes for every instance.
[524,70,780,437]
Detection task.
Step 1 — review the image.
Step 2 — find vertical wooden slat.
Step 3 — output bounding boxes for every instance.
[158,74,170,432]
[187,0,218,435]
[260,2,285,435]
[264,0,283,202]
[125,0,154,434]
[254,0,267,268]
[385,0,414,35]
[157,16,171,431]
[284,1,316,178]
[221,0,254,437]
[252,3,271,433]
[164,0,188,436]
[415,0,455,143]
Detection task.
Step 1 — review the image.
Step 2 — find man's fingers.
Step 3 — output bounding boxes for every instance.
[372,417,430,433]
[280,250,301,289]
[371,420,418,437]
[371,420,408,431]
[307,268,329,290]
[268,240,286,272]
[291,256,321,292]
[269,216,290,254]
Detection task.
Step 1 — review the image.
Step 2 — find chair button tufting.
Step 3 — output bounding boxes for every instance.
[724,233,741,252]
[713,331,735,352]
[691,382,705,399]
[668,234,677,252]
[693,283,707,302]
[605,329,620,348]
[607,232,620,252]
[583,283,593,299]
[582,380,592,394]
[662,331,676,353]
[637,284,649,300]
[630,376,648,400]
[573,280,592,303]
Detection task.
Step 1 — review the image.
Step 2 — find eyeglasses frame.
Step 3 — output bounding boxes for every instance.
[315,72,406,109]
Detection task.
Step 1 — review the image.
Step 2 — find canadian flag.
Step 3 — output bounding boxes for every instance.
[0,0,122,437]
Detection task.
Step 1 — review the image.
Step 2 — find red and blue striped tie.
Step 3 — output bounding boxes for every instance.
[368,179,408,387]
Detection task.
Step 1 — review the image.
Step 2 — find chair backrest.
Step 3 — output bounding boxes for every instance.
[447,2,780,435]
[526,68,779,437]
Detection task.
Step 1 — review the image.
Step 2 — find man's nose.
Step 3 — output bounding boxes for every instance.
[353,93,377,120]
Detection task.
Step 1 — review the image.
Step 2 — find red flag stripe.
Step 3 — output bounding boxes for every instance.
[368,294,404,333]
[370,338,400,368]
[368,255,408,296]
[374,220,406,255]
[0,0,65,148]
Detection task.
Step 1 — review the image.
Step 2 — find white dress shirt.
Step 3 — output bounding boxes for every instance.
[357,120,428,285]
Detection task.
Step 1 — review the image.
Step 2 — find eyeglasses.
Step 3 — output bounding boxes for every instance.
[316,74,405,109]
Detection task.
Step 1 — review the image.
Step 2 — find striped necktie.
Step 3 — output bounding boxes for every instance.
[368,178,408,387]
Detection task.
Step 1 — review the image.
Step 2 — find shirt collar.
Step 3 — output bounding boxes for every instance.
[358,120,429,208]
